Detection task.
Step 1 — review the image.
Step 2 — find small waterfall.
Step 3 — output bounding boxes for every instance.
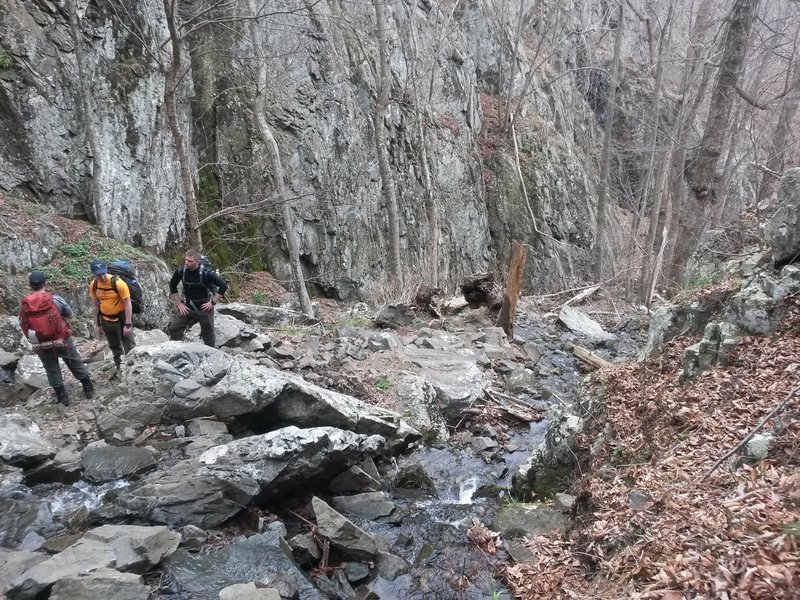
[47,479,129,517]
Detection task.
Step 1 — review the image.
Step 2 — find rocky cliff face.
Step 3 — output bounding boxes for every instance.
[0,0,605,297]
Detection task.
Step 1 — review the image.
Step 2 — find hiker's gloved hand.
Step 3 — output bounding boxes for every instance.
[177,301,189,315]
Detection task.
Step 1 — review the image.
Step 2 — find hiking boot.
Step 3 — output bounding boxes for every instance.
[54,386,69,406]
[81,378,95,399]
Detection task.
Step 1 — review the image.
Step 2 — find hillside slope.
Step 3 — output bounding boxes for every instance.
[501,294,800,598]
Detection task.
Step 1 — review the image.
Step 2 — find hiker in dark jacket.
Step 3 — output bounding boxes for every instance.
[19,271,94,405]
[167,249,228,347]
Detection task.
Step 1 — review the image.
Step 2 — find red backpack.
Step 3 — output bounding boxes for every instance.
[19,290,71,349]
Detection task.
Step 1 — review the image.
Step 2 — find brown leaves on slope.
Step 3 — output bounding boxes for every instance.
[502,296,800,599]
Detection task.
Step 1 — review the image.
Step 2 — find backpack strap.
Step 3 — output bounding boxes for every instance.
[94,275,124,318]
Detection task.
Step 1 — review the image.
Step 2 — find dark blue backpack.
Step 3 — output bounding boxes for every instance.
[93,260,144,314]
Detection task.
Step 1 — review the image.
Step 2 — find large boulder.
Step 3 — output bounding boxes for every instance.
[640,287,734,359]
[97,343,418,450]
[399,348,490,423]
[163,529,322,599]
[80,442,157,483]
[48,568,150,600]
[114,427,385,528]
[764,168,800,267]
[0,412,56,468]
[83,525,180,571]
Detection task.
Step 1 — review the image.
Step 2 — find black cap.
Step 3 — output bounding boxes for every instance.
[29,271,46,286]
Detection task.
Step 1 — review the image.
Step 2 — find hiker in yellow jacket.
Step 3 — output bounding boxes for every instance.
[89,259,135,371]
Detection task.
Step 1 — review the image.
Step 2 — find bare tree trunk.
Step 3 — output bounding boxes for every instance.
[496,241,527,338]
[501,0,527,131]
[66,0,105,233]
[247,0,313,317]
[665,0,755,289]
[373,0,403,289]
[594,0,624,275]
[756,62,800,206]
[409,29,438,286]
[685,0,760,204]
[163,0,202,250]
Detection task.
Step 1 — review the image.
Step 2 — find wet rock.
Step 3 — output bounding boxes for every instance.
[393,375,448,445]
[514,414,584,497]
[48,567,149,600]
[329,465,382,495]
[116,427,385,528]
[0,490,57,550]
[84,525,180,571]
[471,436,498,453]
[0,411,57,468]
[7,537,116,599]
[393,464,436,496]
[332,492,395,520]
[164,531,321,599]
[491,504,569,538]
[288,532,321,564]
[22,447,82,486]
[317,570,357,599]
[80,442,157,483]
[376,551,409,580]
[505,368,537,394]
[312,497,386,560]
[344,561,370,583]
[219,582,281,600]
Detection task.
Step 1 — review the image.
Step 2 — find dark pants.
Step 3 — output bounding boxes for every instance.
[100,318,136,367]
[168,308,216,347]
[37,337,90,388]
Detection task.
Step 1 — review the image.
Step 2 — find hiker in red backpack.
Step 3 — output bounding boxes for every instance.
[89,259,135,372]
[18,271,94,406]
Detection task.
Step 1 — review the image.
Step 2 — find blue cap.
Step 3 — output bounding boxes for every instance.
[29,271,46,286]
[90,260,108,275]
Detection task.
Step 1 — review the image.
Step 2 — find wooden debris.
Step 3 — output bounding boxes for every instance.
[572,345,612,369]
[564,284,601,306]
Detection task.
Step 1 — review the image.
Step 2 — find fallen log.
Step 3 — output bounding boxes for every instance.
[572,345,612,369]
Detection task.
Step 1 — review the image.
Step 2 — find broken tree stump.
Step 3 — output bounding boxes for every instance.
[496,241,528,338]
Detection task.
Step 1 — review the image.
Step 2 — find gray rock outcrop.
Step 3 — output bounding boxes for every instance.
[0,412,56,468]
[764,168,800,266]
[97,342,418,450]
[115,427,385,528]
